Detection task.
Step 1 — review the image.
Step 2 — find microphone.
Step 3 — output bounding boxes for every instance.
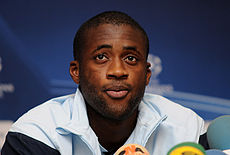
[206,149,227,155]
[115,143,150,155]
[207,115,230,153]
[167,142,206,155]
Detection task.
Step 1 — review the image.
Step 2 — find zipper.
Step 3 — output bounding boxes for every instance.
[143,115,168,146]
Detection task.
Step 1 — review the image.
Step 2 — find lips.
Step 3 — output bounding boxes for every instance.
[104,85,130,99]
[106,90,129,99]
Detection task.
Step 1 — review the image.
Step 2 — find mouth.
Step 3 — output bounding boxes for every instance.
[106,90,129,99]
[104,85,130,99]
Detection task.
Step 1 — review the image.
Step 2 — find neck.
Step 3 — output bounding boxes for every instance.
[86,104,138,151]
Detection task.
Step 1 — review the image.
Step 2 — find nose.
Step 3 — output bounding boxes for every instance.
[106,58,128,80]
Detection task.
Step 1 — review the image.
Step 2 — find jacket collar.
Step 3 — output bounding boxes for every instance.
[56,88,167,150]
[125,98,167,146]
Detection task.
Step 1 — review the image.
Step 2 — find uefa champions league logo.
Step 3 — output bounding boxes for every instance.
[147,54,162,79]
[0,56,15,98]
[145,54,173,95]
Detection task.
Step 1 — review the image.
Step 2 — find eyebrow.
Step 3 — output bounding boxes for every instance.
[92,44,112,53]
[92,45,142,56]
[123,46,137,51]
[123,46,142,55]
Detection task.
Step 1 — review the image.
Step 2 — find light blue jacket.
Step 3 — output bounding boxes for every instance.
[10,89,205,155]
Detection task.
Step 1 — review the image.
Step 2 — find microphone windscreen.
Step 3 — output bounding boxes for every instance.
[115,143,150,155]
[207,115,230,150]
[167,142,206,155]
[223,149,230,155]
[206,149,227,155]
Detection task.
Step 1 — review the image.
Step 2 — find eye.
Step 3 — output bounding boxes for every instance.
[96,54,105,60]
[124,56,138,64]
[94,53,108,63]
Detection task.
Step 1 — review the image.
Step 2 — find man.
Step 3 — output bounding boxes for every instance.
[2,11,208,155]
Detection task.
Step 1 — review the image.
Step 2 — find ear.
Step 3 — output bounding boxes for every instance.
[145,62,151,85]
[69,60,80,84]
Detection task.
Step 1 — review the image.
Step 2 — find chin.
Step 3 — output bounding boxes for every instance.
[103,113,131,121]
[102,106,136,121]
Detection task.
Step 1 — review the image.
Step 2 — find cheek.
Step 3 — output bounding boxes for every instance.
[80,65,106,84]
[129,67,147,83]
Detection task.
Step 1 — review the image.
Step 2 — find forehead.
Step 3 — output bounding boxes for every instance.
[87,24,144,39]
[82,24,147,53]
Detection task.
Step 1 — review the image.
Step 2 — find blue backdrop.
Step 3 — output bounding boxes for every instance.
[0,0,229,121]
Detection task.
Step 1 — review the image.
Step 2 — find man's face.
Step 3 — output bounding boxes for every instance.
[71,24,151,120]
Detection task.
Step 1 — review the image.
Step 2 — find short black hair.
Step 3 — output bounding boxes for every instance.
[73,11,149,61]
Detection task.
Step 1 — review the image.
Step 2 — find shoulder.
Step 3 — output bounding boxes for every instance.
[143,93,205,133]
[13,94,75,128]
[143,93,195,115]
[1,132,61,155]
[9,94,75,149]
[143,93,201,117]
